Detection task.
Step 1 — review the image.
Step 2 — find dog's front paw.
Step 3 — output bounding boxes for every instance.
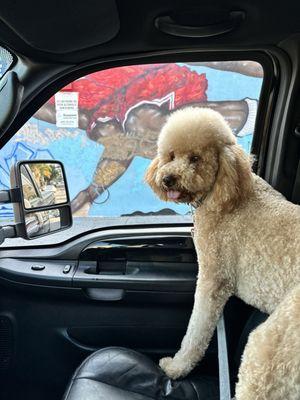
[159,356,191,380]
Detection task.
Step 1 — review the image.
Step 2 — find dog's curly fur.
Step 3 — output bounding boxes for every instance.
[145,107,300,399]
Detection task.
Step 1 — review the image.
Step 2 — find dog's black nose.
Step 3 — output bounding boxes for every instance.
[163,175,177,188]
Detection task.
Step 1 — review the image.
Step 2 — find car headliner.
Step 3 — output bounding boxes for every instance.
[0,0,299,63]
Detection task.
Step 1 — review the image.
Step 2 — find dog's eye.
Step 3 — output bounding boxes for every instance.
[169,151,175,161]
[189,155,200,163]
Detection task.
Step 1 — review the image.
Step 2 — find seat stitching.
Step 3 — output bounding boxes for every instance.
[73,378,155,400]
[63,377,76,400]
[115,363,138,381]
[83,352,121,375]
[189,380,200,400]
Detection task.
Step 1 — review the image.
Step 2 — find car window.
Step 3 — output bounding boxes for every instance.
[21,166,41,208]
[0,61,264,246]
[0,46,13,77]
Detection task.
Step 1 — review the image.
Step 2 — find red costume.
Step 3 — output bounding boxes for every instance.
[49,63,208,131]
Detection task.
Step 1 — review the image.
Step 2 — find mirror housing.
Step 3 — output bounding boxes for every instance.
[9,160,72,240]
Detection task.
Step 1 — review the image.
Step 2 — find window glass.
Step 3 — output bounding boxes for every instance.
[0,61,264,245]
[21,166,40,207]
[0,46,13,77]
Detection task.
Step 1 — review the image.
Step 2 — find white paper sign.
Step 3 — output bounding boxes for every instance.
[55,92,78,128]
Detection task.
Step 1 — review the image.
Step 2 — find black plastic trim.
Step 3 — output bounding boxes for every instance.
[0,230,198,292]
[0,258,75,286]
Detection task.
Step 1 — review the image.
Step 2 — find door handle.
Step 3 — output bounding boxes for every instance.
[83,287,125,301]
[155,11,245,38]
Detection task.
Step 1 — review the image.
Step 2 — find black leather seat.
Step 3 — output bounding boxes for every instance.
[63,310,268,400]
[63,347,219,400]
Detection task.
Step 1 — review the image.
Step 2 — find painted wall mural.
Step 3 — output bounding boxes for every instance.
[0,61,263,222]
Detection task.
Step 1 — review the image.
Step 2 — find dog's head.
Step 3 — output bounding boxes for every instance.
[145,107,254,213]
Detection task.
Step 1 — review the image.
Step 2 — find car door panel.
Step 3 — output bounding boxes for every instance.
[0,227,219,400]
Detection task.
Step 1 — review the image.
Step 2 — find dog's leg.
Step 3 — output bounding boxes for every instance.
[160,274,231,379]
[235,284,300,400]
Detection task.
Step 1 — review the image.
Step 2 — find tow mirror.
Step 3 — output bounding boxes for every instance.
[0,160,72,243]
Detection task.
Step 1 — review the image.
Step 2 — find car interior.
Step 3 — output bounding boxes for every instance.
[0,1,300,399]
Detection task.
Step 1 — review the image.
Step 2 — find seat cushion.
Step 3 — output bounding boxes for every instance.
[63,347,219,400]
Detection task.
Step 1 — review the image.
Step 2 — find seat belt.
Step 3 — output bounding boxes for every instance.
[189,221,232,399]
[217,314,231,400]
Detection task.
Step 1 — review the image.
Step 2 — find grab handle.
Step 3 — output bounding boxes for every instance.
[155,11,245,38]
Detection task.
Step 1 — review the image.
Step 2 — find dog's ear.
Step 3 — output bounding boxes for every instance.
[145,157,159,187]
[145,157,169,201]
[208,145,253,213]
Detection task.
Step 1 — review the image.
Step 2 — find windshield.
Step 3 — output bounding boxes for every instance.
[0,61,264,246]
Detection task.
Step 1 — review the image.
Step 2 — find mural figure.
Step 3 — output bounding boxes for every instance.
[190,61,264,78]
[34,62,262,215]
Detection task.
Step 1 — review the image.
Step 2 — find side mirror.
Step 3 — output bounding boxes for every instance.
[0,160,72,241]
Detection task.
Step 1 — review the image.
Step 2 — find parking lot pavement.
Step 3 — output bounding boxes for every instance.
[1,215,192,247]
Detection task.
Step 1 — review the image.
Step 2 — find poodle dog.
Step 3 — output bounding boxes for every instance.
[145,107,300,399]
